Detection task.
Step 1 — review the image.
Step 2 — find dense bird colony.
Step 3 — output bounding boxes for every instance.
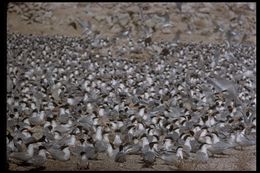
[7,32,256,170]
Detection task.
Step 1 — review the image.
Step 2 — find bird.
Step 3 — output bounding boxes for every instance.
[141,142,158,168]
[76,18,92,36]
[27,145,47,168]
[77,151,90,170]
[7,31,256,171]
[47,145,71,161]
[113,129,123,148]
[123,142,142,155]
[84,145,97,160]
[68,21,77,30]
[163,136,174,151]
[193,143,211,163]
[234,126,256,149]
[114,145,127,163]
[9,143,35,163]
[142,150,157,168]
[55,132,76,147]
[53,121,74,134]
[225,28,238,46]
[28,110,46,126]
[205,133,232,157]
[106,142,119,159]
[157,147,183,168]
[182,134,194,158]
[173,30,181,44]
[175,2,183,12]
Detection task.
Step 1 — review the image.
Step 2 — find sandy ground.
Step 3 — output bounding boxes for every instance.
[7,2,256,171]
[7,2,256,44]
[8,146,256,171]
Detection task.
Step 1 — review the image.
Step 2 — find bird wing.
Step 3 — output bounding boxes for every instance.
[48,148,65,161]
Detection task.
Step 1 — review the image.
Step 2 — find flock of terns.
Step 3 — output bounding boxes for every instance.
[7,27,255,171]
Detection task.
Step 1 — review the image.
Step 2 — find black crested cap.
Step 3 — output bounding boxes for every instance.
[149,141,157,149]
[119,144,124,152]
[127,125,135,130]
[39,145,47,150]
[47,125,53,131]
[183,134,191,141]
[189,131,195,136]
[38,135,46,142]
[80,151,86,156]
[140,133,147,139]
[153,135,159,141]
[80,138,85,144]
[87,137,94,143]
[60,145,69,150]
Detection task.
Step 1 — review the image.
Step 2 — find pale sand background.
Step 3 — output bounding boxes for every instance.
[7,3,256,44]
[7,2,256,171]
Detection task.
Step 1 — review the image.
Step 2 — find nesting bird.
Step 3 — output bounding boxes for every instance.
[7,31,255,170]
